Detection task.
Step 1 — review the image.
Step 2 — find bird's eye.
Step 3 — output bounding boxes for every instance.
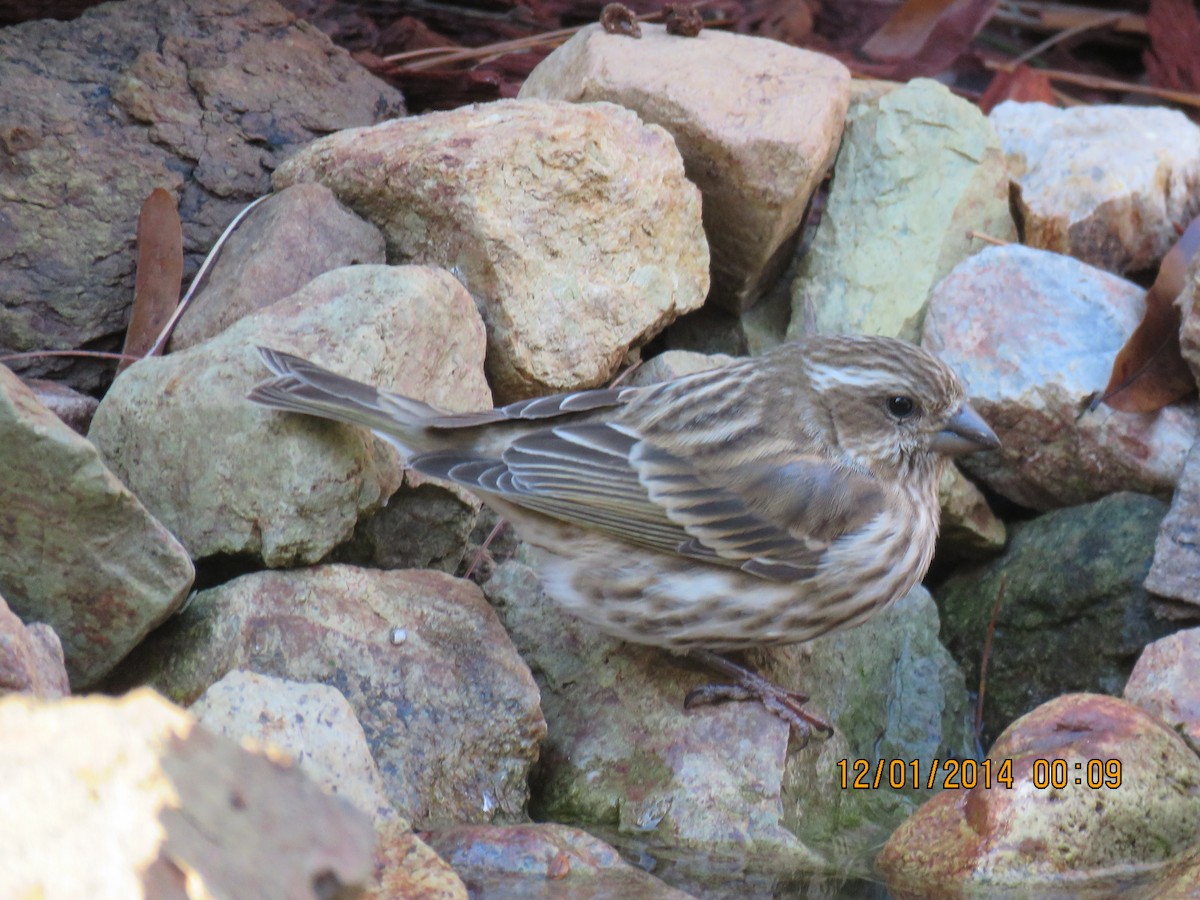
[886,396,916,419]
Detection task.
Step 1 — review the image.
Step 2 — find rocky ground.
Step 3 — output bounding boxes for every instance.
[2,1,1200,897]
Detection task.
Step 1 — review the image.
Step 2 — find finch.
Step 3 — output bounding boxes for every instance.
[249,335,998,736]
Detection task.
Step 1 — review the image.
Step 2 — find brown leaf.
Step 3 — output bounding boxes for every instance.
[1099,216,1200,413]
[977,64,1057,114]
[120,188,182,373]
[1144,0,1200,93]
[860,0,998,76]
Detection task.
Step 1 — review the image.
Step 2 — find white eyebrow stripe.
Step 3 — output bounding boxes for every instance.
[805,362,901,392]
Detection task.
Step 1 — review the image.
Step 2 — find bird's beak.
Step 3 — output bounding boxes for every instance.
[932,403,1000,456]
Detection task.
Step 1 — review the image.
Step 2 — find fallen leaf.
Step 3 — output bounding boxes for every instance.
[861,0,998,77]
[978,64,1057,114]
[1144,0,1200,94]
[120,188,182,373]
[1099,216,1200,412]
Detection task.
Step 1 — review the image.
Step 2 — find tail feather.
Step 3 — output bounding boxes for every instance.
[248,348,448,454]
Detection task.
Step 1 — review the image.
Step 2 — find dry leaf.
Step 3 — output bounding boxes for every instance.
[120,188,182,373]
[1099,216,1200,412]
[861,0,998,76]
[1144,0,1200,93]
[978,64,1057,114]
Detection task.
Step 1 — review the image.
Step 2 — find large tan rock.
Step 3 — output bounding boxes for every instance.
[273,99,709,402]
[521,23,849,313]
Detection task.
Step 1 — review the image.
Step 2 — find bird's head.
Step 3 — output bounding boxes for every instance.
[792,335,999,482]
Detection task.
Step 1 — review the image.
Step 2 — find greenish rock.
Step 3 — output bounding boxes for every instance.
[789,78,1016,343]
[0,365,193,688]
[938,492,1173,743]
[88,265,491,566]
[483,555,974,878]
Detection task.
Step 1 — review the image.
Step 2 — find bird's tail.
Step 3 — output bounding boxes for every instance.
[248,347,449,455]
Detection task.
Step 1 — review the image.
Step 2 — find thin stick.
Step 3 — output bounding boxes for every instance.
[967,230,1012,247]
[0,349,141,365]
[975,576,1007,741]
[1005,11,1125,68]
[983,59,1200,109]
[146,194,271,358]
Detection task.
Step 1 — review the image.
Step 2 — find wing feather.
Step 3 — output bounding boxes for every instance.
[411,420,888,582]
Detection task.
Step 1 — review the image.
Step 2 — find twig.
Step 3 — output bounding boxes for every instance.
[983,59,1200,109]
[975,576,1007,742]
[967,230,1012,247]
[1005,11,1126,69]
[0,349,141,365]
[146,194,271,358]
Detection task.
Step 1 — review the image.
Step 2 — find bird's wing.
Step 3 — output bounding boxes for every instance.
[410,421,886,582]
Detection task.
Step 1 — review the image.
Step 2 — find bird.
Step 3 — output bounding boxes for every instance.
[248,335,999,738]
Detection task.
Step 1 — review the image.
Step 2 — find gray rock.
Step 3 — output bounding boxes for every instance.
[170,183,386,350]
[1125,627,1200,746]
[0,365,193,688]
[790,78,1016,343]
[991,101,1200,274]
[924,244,1200,510]
[0,595,69,699]
[89,265,491,566]
[273,99,709,403]
[0,0,404,391]
[107,565,547,827]
[521,23,850,313]
[938,492,1174,741]
[1145,441,1200,610]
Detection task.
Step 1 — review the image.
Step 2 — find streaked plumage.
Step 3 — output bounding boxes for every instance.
[248,335,997,654]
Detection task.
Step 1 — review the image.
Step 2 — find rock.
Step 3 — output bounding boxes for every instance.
[369,819,469,900]
[423,823,692,899]
[990,102,1200,274]
[21,379,98,434]
[89,264,491,566]
[625,349,735,386]
[0,689,375,898]
[190,669,397,824]
[483,558,973,872]
[1146,442,1200,610]
[170,182,387,350]
[938,493,1173,741]
[790,79,1016,343]
[1124,627,1200,745]
[878,694,1200,897]
[273,98,709,403]
[0,364,194,687]
[1182,253,1200,388]
[936,465,1006,562]
[923,244,1200,510]
[107,565,546,827]
[0,0,404,391]
[520,23,849,313]
[0,596,69,699]
[331,470,482,574]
